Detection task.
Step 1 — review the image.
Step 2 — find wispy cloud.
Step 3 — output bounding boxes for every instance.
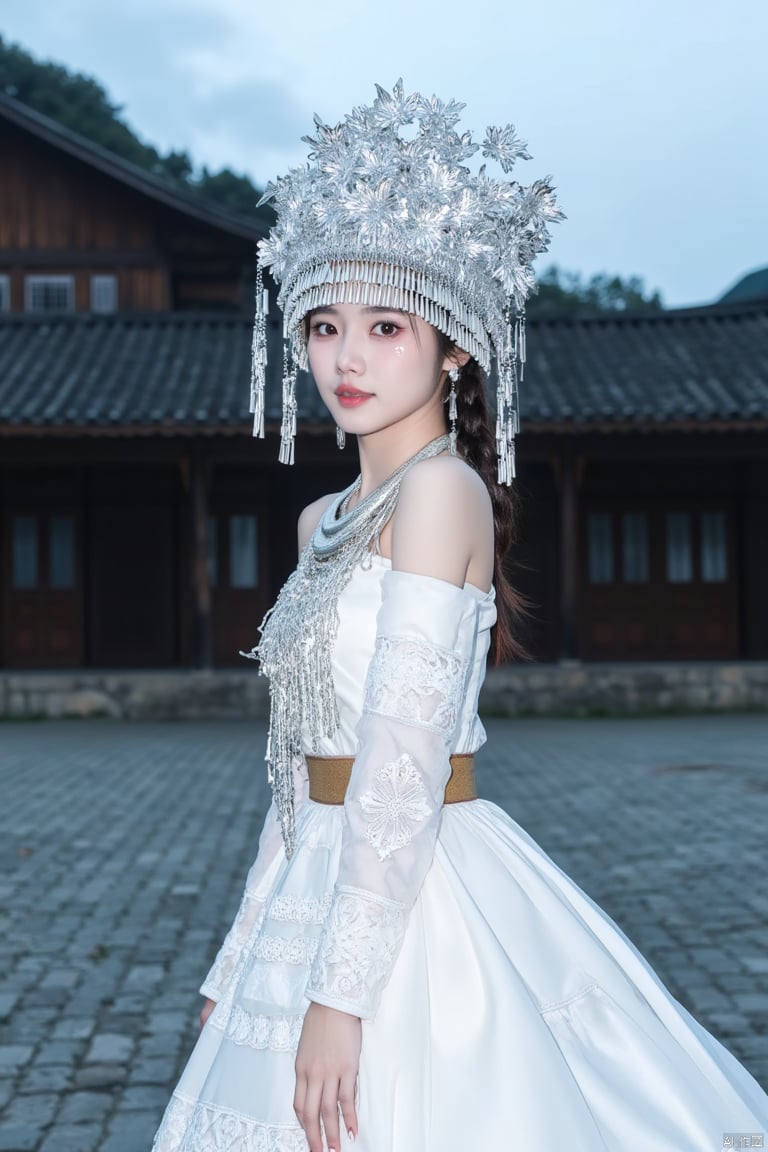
[2,0,767,304]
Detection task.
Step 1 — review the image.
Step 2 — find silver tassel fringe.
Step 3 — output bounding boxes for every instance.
[250,261,268,439]
[496,307,523,485]
[241,434,451,856]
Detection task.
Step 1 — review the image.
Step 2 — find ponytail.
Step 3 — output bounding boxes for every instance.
[441,348,527,664]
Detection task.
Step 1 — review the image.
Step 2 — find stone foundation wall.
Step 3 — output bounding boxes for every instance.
[0,671,270,722]
[479,661,768,717]
[1,662,767,721]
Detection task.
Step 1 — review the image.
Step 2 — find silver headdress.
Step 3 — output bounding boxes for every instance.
[250,79,564,483]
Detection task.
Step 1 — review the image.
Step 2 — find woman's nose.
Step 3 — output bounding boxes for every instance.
[335,332,364,375]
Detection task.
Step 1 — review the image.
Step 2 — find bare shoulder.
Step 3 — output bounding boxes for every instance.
[399,453,492,524]
[392,454,493,587]
[297,492,339,552]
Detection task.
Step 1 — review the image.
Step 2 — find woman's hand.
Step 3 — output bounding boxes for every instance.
[294,1002,361,1151]
[199,997,216,1032]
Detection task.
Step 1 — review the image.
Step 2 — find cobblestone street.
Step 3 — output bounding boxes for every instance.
[1,715,767,1151]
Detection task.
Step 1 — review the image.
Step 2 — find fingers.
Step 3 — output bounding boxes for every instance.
[296,1075,354,1152]
[293,1073,306,1137]
[338,1072,358,1143]
[295,1075,323,1152]
[294,1005,361,1149]
[321,1078,341,1152]
[198,997,216,1033]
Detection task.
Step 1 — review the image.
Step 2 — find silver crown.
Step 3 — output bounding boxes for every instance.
[250,80,564,482]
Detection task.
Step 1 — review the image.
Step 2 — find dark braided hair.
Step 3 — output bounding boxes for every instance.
[439,336,528,664]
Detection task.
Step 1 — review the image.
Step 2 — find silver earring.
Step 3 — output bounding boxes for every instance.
[336,425,346,450]
[447,365,460,455]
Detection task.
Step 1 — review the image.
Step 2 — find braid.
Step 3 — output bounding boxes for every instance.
[441,351,527,664]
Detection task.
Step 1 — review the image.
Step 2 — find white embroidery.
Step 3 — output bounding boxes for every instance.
[200,897,266,1002]
[364,635,468,734]
[359,752,432,860]
[267,893,332,924]
[223,1006,305,1051]
[253,933,319,966]
[305,887,406,1017]
[152,1092,308,1152]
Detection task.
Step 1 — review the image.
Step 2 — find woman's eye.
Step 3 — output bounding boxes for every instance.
[373,321,400,336]
[310,321,336,336]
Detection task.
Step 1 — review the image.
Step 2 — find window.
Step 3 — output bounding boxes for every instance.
[49,516,76,589]
[701,511,727,582]
[0,275,10,312]
[208,516,219,588]
[666,512,693,582]
[12,516,39,589]
[587,513,614,583]
[90,274,118,313]
[622,512,649,583]
[25,275,75,313]
[229,515,258,588]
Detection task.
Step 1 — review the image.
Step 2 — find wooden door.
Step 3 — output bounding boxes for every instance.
[581,502,739,660]
[209,509,270,666]
[3,510,83,667]
[88,505,176,666]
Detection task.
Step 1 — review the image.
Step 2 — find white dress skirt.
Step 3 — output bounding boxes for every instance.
[152,557,768,1152]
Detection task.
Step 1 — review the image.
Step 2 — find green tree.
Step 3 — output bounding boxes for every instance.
[161,149,196,185]
[0,35,162,170]
[194,167,266,215]
[529,266,664,314]
[0,35,270,221]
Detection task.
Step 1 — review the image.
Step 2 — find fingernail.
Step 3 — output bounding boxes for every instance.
[348,1132,356,1143]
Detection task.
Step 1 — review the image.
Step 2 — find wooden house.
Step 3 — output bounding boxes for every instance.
[2,93,768,671]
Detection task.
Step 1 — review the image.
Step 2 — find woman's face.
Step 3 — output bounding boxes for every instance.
[306,301,453,438]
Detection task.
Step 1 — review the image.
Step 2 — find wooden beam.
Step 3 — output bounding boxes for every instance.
[191,453,212,669]
[0,248,163,268]
[554,451,583,660]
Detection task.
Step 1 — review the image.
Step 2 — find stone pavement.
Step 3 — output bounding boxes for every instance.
[0,715,766,1151]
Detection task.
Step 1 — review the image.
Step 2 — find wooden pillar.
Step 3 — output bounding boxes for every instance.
[191,453,212,670]
[555,450,582,660]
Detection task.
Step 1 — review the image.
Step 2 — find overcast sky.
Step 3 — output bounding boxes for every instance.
[3,0,766,306]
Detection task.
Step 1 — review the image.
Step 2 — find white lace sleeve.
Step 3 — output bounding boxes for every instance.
[305,570,479,1019]
[200,757,308,1001]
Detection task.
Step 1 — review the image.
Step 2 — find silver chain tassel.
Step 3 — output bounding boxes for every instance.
[278,336,298,465]
[241,434,451,856]
[250,261,268,439]
[447,365,459,456]
[496,306,524,485]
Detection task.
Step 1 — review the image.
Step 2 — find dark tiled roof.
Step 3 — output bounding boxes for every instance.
[524,301,768,425]
[0,313,297,432]
[0,92,267,243]
[1,302,767,435]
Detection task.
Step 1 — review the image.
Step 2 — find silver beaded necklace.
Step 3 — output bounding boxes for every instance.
[243,433,451,856]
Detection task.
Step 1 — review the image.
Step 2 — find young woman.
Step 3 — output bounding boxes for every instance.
[152,82,767,1152]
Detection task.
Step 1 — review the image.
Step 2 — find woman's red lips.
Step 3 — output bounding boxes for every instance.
[335,385,373,407]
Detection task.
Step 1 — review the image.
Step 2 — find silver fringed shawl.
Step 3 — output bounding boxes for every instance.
[242,435,451,856]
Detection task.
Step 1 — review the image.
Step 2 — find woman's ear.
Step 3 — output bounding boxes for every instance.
[440,346,471,375]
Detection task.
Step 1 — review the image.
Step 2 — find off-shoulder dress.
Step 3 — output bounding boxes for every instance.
[152,555,768,1152]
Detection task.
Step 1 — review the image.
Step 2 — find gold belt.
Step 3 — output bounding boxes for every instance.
[306,754,476,806]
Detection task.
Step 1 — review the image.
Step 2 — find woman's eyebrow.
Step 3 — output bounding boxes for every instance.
[312,306,406,316]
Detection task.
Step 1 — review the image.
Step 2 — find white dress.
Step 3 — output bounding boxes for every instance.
[153,555,768,1152]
